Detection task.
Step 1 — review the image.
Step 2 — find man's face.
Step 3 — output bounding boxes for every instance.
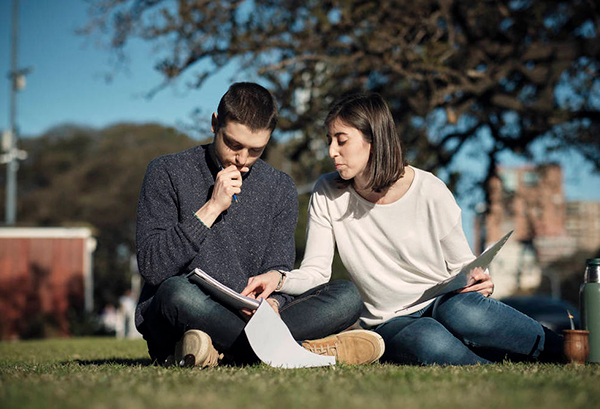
[211,114,271,171]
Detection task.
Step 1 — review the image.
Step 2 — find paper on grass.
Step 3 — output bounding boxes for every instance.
[398,230,514,311]
[244,300,336,368]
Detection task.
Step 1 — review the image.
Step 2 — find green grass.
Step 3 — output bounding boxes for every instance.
[1,338,599,409]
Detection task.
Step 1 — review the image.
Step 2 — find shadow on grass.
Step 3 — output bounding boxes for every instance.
[71,358,154,367]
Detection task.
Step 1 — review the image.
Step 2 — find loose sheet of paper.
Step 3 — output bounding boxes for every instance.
[398,230,514,311]
[244,301,336,368]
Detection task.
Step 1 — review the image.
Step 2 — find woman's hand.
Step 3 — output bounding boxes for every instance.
[457,267,494,298]
[239,271,282,318]
[241,270,281,300]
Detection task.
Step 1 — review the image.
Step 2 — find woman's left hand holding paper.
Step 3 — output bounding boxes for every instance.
[457,267,495,298]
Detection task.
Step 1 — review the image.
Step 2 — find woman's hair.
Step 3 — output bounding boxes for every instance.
[325,93,406,191]
[217,82,278,132]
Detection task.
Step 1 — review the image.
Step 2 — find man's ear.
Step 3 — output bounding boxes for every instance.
[211,113,218,133]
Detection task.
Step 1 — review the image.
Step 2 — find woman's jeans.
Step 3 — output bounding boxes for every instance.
[374,291,562,365]
[142,275,362,363]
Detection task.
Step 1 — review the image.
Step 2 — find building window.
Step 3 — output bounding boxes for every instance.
[522,171,538,187]
[501,171,518,192]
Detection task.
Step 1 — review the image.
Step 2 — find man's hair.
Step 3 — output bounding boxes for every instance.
[325,93,406,191]
[216,82,278,132]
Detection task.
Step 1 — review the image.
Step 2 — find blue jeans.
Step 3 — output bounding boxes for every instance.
[374,291,561,365]
[142,276,362,363]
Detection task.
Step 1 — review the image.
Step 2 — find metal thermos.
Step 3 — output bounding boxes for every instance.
[580,258,600,363]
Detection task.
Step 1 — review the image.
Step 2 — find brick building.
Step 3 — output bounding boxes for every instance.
[565,201,600,253]
[0,227,96,340]
[474,164,598,298]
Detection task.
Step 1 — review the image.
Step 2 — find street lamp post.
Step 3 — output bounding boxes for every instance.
[2,0,29,225]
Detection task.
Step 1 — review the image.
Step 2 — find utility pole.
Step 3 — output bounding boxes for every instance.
[2,0,29,225]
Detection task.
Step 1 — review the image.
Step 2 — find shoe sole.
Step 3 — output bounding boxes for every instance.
[175,330,212,367]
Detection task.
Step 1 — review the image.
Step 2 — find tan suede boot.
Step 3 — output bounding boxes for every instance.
[301,330,385,364]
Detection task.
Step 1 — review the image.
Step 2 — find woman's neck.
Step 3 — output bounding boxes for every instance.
[352,166,415,204]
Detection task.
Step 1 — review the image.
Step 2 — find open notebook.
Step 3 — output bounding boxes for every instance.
[186,268,261,310]
[398,230,513,311]
[187,268,335,368]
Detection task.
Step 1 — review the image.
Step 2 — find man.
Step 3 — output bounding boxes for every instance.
[135,82,384,367]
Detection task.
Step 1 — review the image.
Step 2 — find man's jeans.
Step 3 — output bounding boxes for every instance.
[142,275,362,362]
[374,291,560,365]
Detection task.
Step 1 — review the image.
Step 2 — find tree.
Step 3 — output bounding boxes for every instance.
[81,0,600,193]
[12,123,197,310]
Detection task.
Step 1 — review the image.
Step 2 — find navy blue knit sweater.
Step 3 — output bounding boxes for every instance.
[135,144,298,331]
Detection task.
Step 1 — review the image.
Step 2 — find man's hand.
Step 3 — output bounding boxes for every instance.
[457,267,495,297]
[241,270,281,300]
[240,295,281,318]
[194,165,249,228]
[265,298,280,316]
[210,165,249,212]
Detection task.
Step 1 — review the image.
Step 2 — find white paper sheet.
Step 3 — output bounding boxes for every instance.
[244,301,336,368]
[398,230,514,311]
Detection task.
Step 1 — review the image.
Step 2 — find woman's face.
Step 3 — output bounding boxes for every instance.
[327,118,372,183]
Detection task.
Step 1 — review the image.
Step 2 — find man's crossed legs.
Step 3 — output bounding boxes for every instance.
[141,275,384,367]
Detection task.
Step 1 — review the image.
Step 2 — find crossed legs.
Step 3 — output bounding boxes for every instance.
[142,275,362,362]
[375,292,558,365]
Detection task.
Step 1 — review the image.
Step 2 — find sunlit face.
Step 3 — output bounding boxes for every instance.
[211,113,271,171]
[327,118,372,183]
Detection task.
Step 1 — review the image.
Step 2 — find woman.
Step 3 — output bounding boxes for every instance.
[243,93,562,365]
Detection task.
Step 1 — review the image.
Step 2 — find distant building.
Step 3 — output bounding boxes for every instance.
[565,201,600,253]
[0,227,96,340]
[475,164,597,298]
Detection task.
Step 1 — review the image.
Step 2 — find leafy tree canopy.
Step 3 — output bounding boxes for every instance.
[82,0,600,194]
[5,123,197,308]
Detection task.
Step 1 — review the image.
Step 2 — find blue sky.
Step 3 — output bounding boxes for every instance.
[1,0,599,246]
[0,0,242,137]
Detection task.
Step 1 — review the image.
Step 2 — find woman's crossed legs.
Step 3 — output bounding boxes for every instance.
[374,292,552,365]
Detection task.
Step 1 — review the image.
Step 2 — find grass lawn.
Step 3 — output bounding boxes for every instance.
[1,337,599,409]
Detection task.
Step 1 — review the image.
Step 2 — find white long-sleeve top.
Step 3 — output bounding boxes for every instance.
[280,167,476,327]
